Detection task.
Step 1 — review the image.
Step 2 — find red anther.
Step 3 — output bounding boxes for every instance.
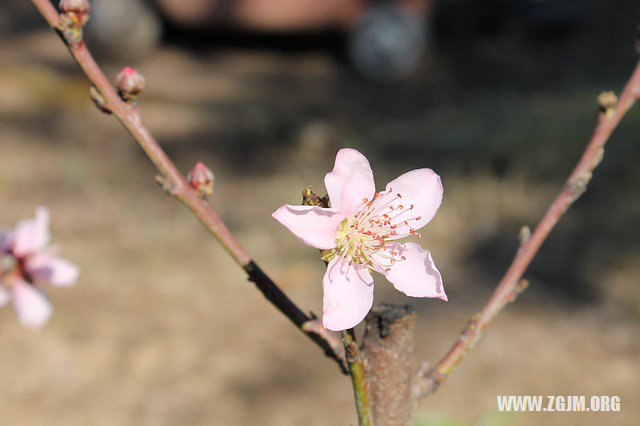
[391,251,398,256]
[401,256,406,260]
[409,204,414,209]
[415,216,422,221]
[397,193,402,198]
[390,224,397,229]
[397,204,403,209]
[390,230,397,235]
[417,233,422,239]
[385,268,391,272]
[391,258,396,264]
[362,198,368,203]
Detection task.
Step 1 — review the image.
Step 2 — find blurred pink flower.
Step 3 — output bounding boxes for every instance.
[0,207,79,329]
[273,148,446,331]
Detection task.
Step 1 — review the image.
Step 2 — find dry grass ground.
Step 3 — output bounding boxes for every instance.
[1,1,639,425]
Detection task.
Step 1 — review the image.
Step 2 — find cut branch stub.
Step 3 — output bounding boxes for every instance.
[363,304,417,426]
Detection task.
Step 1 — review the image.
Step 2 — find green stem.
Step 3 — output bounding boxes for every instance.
[342,329,372,426]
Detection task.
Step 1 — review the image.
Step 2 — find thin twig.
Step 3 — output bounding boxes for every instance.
[416,60,640,398]
[29,0,346,372]
[342,329,372,426]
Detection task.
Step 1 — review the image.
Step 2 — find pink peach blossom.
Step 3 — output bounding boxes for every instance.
[0,207,79,329]
[273,148,446,331]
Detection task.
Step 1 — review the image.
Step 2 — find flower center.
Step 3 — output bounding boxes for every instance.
[323,188,423,272]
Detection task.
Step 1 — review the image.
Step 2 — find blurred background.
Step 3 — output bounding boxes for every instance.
[1,0,639,425]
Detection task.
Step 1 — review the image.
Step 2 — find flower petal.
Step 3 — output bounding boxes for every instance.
[322,257,374,331]
[0,286,10,307]
[26,254,80,287]
[11,279,52,329]
[272,205,344,250]
[376,242,446,300]
[382,168,443,236]
[10,207,51,257]
[324,148,375,216]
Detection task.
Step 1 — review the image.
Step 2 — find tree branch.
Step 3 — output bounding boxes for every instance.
[364,304,417,426]
[29,0,346,372]
[415,60,640,398]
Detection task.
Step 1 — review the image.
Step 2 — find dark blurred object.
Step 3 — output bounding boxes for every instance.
[435,0,587,36]
[86,0,585,81]
[87,0,432,81]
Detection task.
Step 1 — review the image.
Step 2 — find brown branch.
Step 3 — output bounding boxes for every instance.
[363,304,417,426]
[416,60,640,398]
[29,0,346,372]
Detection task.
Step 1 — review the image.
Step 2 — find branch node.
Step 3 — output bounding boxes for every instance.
[567,171,593,203]
[155,175,179,196]
[508,279,530,303]
[302,319,346,362]
[89,86,111,114]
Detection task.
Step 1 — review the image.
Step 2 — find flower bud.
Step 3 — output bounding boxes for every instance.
[116,66,145,101]
[58,0,90,27]
[187,162,215,197]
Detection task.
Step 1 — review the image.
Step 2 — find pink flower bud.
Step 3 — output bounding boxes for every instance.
[58,0,90,26]
[187,162,215,197]
[116,66,145,101]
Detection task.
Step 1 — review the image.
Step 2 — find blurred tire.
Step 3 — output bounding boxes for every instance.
[348,4,427,82]
[86,0,162,57]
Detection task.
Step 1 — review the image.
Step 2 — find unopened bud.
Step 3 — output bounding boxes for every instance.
[58,0,90,27]
[187,162,215,197]
[116,66,145,101]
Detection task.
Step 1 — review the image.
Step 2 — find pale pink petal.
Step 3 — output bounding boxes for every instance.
[11,207,51,257]
[322,257,374,331]
[0,286,10,307]
[376,242,446,300]
[380,169,443,236]
[272,205,344,250]
[26,254,80,287]
[324,148,375,216]
[11,279,52,329]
